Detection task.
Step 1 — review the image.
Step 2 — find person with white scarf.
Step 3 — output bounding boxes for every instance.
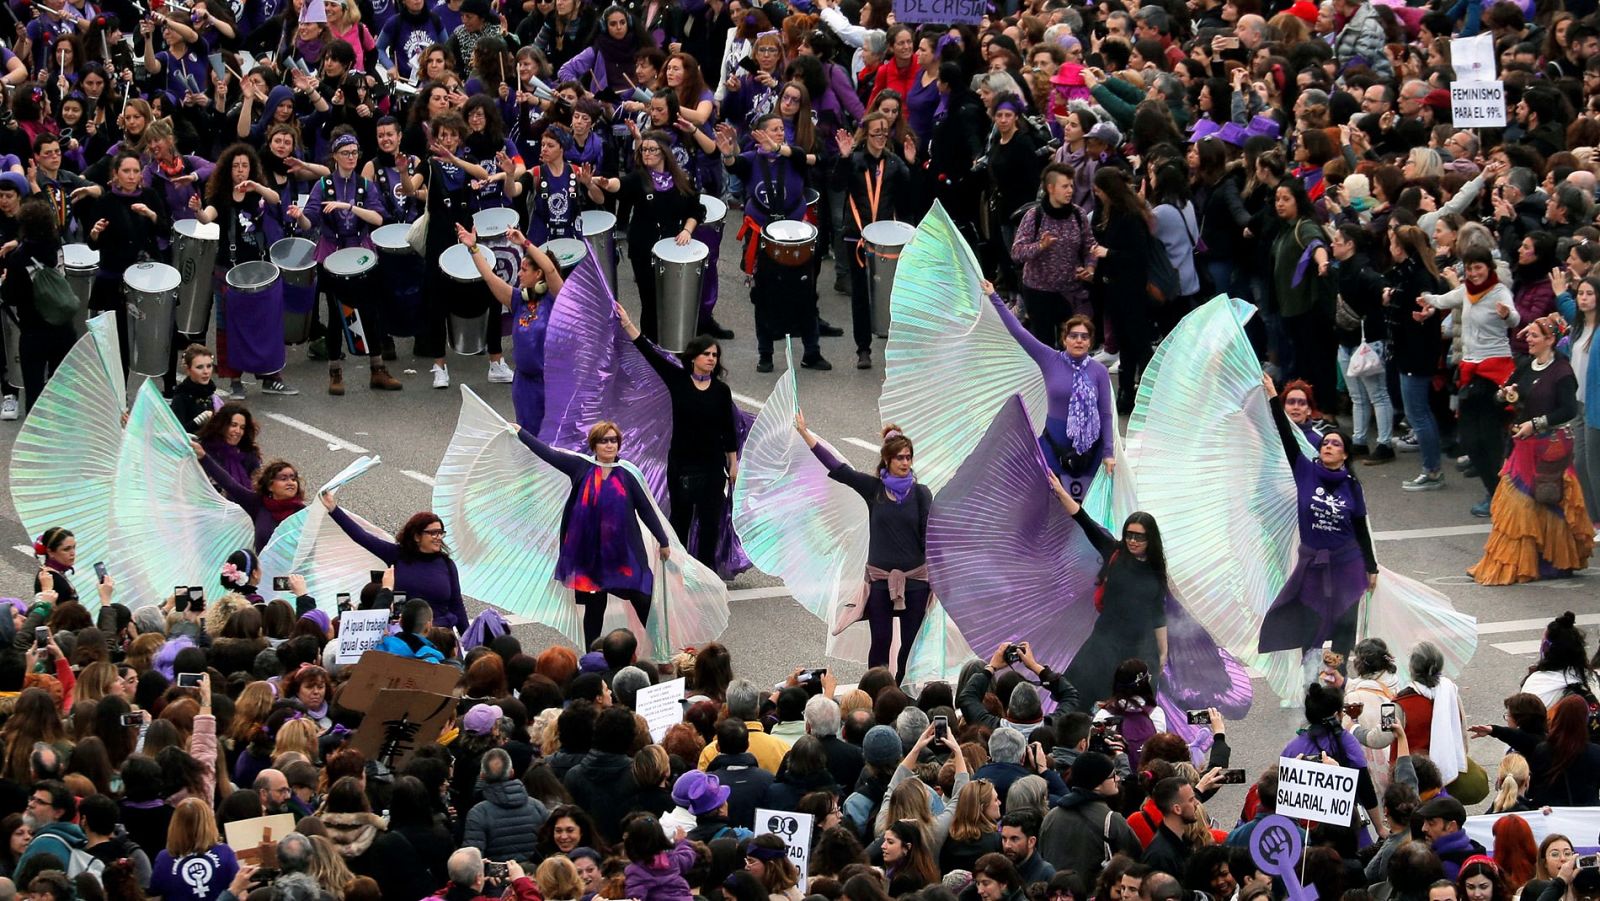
[1394,642,1469,787]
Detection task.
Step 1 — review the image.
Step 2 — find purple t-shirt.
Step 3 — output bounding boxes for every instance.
[1291,455,1368,551]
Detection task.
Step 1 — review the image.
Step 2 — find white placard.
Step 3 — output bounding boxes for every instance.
[335,609,394,664]
[1464,808,1600,855]
[1451,82,1506,128]
[637,677,687,742]
[753,808,814,891]
[1276,756,1359,826]
[1451,33,1496,81]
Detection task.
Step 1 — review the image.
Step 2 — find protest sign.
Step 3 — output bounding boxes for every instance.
[1247,814,1318,901]
[351,689,456,770]
[337,650,460,710]
[1451,34,1496,81]
[755,809,814,890]
[224,814,296,863]
[894,0,985,25]
[1465,808,1600,855]
[335,610,393,665]
[1451,82,1506,127]
[1276,756,1359,826]
[637,677,687,742]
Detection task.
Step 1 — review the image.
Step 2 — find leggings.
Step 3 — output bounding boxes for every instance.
[578,590,652,648]
[669,466,726,570]
[866,579,930,680]
[1458,376,1508,496]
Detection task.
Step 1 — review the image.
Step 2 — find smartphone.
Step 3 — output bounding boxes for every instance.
[1580,855,1599,869]
[1186,709,1210,726]
[94,561,108,583]
[174,592,189,613]
[188,586,204,602]
[272,576,292,592]
[34,626,49,648]
[1220,768,1248,785]
[393,592,407,605]
[177,672,203,688]
[390,599,405,621]
[336,592,352,613]
[737,56,760,75]
[933,715,948,740]
[119,713,142,727]
[1380,703,1398,729]
[485,861,509,880]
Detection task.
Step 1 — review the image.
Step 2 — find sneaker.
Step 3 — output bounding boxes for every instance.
[328,366,345,396]
[856,350,872,369]
[487,359,514,383]
[1093,349,1120,367]
[756,357,774,373]
[0,396,17,421]
[261,377,299,396]
[1471,496,1492,518]
[801,354,833,371]
[1402,471,1444,491]
[227,379,246,400]
[1395,434,1420,452]
[431,364,450,389]
[1363,444,1396,465]
[1455,455,1472,471]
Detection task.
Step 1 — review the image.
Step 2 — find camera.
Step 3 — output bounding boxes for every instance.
[273,576,292,592]
[177,672,203,688]
[1003,643,1023,664]
[796,668,827,694]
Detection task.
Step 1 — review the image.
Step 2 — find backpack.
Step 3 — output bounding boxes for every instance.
[1144,228,1179,305]
[30,263,78,327]
[66,847,106,879]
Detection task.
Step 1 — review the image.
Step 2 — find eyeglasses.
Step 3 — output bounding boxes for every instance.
[335,149,359,156]
[422,527,447,537]
[781,94,801,104]
[596,436,621,445]
[891,452,913,461]
[640,146,663,155]
[1065,331,1092,340]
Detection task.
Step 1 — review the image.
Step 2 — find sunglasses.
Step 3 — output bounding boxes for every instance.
[596,436,621,445]
[1123,530,1148,542]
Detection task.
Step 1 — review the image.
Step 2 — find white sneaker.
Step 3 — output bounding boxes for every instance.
[0,396,17,421]
[487,359,514,383]
[431,364,450,389]
[1093,349,1120,367]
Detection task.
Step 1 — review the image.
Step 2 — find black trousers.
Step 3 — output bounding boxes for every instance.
[846,236,873,353]
[669,465,726,570]
[866,579,930,681]
[1458,376,1509,495]
[632,253,660,344]
[323,282,388,362]
[577,590,652,648]
[1021,286,1071,350]
[753,253,820,359]
[19,321,77,411]
[1284,311,1338,414]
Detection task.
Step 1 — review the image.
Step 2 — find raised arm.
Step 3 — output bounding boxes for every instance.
[1261,375,1303,467]
[321,494,401,565]
[457,224,515,308]
[512,424,589,478]
[983,283,1054,366]
[196,448,263,516]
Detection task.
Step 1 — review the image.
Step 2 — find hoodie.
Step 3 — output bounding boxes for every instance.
[463,778,549,862]
[564,750,640,842]
[16,821,88,873]
[623,838,697,901]
[1038,788,1139,886]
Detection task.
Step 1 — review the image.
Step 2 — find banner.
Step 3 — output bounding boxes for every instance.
[754,809,814,890]
[1451,82,1506,128]
[894,0,986,25]
[1276,756,1359,827]
[1465,808,1600,855]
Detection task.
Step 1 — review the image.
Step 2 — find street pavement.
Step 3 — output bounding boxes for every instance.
[0,219,1592,825]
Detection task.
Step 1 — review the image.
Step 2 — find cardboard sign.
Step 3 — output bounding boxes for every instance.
[894,0,985,25]
[754,809,814,891]
[1276,756,1359,826]
[1451,33,1496,81]
[337,650,460,710]
[335,610,394,665]
[350,689,456,770]
[636,677,687,742]
[224,814,296,864]
[1450,82,1506,128]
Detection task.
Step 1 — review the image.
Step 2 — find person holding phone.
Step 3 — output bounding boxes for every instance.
[323,492,472,632]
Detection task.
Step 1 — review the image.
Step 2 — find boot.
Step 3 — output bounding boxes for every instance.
[328,364,345,396]
[370,362,403,391]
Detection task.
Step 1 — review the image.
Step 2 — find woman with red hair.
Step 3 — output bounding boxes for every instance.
[1490,817,1537,894]
[1469,695,1600,806]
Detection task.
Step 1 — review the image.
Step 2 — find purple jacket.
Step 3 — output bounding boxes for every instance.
[623,840,697,901]
[1011,201,1098,298]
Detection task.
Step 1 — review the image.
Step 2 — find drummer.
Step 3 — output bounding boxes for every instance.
[454,222,564,432]
[832,113,912,371]
[194,143,301,401]
[362,117,422,227]
[85,151,170,379]
[296,131,403,396]
[584,129,703,344]
[715,115,829,373]
[521,124,582,246]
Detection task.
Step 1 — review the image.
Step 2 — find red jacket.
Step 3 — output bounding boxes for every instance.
[868,58,917,107]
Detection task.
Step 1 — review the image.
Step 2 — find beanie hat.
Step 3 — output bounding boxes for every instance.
[862,725,902,766]
[1068,750,1116,789]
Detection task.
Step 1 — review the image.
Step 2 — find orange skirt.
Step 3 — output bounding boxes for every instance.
[1469,436,1595,585]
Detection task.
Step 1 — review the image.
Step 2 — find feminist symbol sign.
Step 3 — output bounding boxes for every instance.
[1249,814,1318,901]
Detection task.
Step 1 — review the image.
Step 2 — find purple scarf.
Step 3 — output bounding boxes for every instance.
[1063,353,1099,454]
[567,131,604,168]
[880,470,916,503]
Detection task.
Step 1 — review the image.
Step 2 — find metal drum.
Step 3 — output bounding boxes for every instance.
[372,224,421,338]
[223,261,286,374]
[761,219,818,268]
[862,220,915,338]
[579,210,617,291]
[474,207,521,286]
[653,238,709,353]
[171,219,219,334]
[269,238,318,343]
[542,238,588,276]
[440,244,486,356]
[698,194,728,237]
[121,262,181,377]
[62,244,98,337]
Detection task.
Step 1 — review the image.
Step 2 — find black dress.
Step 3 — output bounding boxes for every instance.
[1063,507,1165,702]
[416,158,476,360]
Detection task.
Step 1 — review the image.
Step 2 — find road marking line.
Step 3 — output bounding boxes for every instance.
[843,437,879,452]
[1477,614,1600,635]
[12,545,34,559]
[728,585,795,602]
[400,470,436,487]
[264,413,370,454]
[731,391,763,410]
[1491,640,1543,656]
[1371,524,1492,541]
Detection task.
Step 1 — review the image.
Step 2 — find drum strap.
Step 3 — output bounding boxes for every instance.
[847,158,884,268]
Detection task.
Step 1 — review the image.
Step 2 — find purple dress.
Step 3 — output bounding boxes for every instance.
[511,286,554,433]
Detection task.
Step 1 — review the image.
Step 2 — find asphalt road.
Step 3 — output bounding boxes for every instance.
[0,219,1592,824]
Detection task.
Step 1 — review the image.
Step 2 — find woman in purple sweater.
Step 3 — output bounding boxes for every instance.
[194,448,307,552]
[1282,682,1383,838]
[322,493,471,631]
[985,281,1115,503]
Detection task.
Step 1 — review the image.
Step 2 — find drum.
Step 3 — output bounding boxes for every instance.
[698,194,728,237]
[761,219,818,268]
[653,238,709,353]
[269,237,318,342]
[862,220,916,338]
[439,245,487,356]
[121,262,181,378]
[62,244,98,337]
[473,207,518,242]
[804,187,820,225]
[372,224,422,338]
[542,238,588,276]
[223,261,287,374]
[322,247,378,307]
[171,220,219,335]
[579,210,617,291]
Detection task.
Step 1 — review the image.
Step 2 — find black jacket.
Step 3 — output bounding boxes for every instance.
[563,749,640,843]
[818,735,865,796]
[1141,822,1194,879]
[707,751,776,830]
[1383,256,1444,376]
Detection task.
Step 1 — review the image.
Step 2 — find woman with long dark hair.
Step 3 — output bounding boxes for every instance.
[1048,474,1168,701]
[1553,272,1599,521]
[1090,167,1152,414]
[1470,695,1600,806]
[1283,682,1383,834]
[1190,136,1248,300]
[794,417,932,681]
[195,403,261,490]
[323,495,471,631]
[0,194,68,414]
[881,819,939,895]
[1385,224,1447,491]
[616,305,739,571]
[1269,178,1336,413]
[1258,373,1378,683]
